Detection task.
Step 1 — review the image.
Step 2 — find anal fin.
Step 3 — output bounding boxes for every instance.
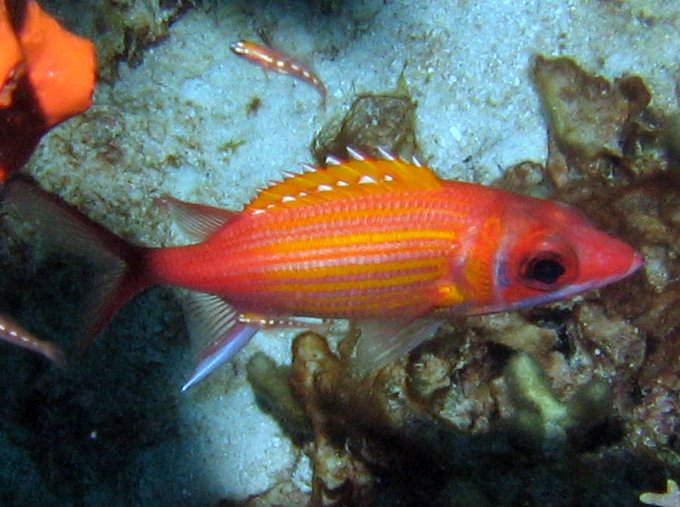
[180,292,257,391]
[180,295,325,391]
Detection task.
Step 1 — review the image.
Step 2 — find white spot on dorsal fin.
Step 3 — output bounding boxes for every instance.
[411,154,424,167]
[317,184,333,192]
[336,180,349,186]
[358,175,377,184]
[281,195,296,202]
[383,174,394,182]
[347,146,366,161]
[301,164,317,173]
[377,146,396,160]
[325,155,343,166]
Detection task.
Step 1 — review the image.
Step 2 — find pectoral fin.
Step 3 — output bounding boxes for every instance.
[351,318,442,375]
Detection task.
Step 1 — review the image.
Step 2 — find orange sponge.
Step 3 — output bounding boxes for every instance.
[0,0,96,181]
[18,0,96,127]
[0,1,23,108]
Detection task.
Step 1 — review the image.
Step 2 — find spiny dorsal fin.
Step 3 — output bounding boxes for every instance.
[246,149,441,214]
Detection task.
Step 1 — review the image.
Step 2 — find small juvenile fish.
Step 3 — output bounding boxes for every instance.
[230,40,326,107]
[5,150,642,389]
[0,313,65,367]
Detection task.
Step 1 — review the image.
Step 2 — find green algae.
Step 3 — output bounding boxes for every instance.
[218,139,246,154]
[505,352,611,449]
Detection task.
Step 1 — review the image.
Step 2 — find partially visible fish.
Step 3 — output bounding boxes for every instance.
[230,40,326,107]
[0,313,65,367]
[4,150,643,390]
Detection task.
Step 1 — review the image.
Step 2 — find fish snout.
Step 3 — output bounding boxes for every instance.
[627,250,644,276]
[575,229,643,288]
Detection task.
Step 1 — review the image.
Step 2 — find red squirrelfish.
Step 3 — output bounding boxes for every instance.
[5,149,643,389]
[230,40,327,107]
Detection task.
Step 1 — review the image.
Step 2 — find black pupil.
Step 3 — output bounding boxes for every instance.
[526,257,565,284]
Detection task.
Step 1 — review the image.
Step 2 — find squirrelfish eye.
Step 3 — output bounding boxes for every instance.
[521,252,567,289]
[525,255,565,284]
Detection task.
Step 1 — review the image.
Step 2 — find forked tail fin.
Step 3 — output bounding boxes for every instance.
[2,178,152,355]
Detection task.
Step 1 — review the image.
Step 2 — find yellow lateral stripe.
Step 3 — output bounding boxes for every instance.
[223,241,455,274]
[274,206,419,227]
[265,270,440,293]
[287,287,431,303]
[268,257,445,280]
[267,204,469,231]
[288,290,432,314]
[267,229,457,255]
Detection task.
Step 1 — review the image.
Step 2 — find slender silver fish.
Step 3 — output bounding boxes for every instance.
[230,40,327,107]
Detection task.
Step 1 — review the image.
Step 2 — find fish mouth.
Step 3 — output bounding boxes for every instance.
[552,249,643,301]
[626,250,644,277]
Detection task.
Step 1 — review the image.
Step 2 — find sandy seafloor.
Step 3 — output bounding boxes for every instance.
[1,0,680,505]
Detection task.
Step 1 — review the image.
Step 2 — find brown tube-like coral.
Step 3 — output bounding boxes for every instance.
[0,0,95,181]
